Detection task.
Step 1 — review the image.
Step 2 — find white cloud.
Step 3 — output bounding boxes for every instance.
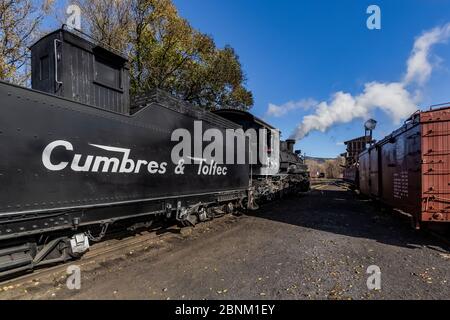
[403,23,450,85]
[283,23,450,140]
[266,98,317,117]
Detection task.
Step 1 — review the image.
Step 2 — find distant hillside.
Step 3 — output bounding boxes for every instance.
[304,156,336,164]
[304,156,344,179]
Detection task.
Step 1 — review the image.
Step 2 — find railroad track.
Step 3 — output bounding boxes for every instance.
[0,222,187,290]
[0,213,243,293]
[310,179,349,191]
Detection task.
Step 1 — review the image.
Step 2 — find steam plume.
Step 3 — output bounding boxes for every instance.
[280,23,450,140]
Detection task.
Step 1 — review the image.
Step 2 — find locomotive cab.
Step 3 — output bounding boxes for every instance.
[212,109,280,176]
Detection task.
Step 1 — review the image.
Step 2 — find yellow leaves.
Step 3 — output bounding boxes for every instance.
[52,0,254,110]
[0,0,47,83]
[75,0,133,51]
[216,288,228,295]
[0,51,18,81]
[0,58,8,79]
[42,0,54,13]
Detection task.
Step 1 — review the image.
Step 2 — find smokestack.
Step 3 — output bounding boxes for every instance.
[286,139,295,153]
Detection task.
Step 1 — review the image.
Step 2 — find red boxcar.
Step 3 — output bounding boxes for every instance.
[359,106,450,227]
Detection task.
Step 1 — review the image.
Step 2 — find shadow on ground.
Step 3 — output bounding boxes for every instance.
[247,185,450,253]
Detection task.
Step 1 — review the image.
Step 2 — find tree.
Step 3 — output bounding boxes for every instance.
[75,0,253,110]
[179,45,253,110]
[73,0,132,52]
[324,157,345,179]
[0,0,53,84]
[305,157,345,179]
[305,159,324,178]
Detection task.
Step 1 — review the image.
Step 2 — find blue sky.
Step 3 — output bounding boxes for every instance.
[44,1,450,158]
[173,0,450,157]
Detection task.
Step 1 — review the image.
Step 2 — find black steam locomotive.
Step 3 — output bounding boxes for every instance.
[0,27,309,278]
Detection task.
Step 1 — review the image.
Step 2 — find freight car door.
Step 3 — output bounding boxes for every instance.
[359,151,370,196]
[369,147,380,198]
[405,126,422,220]
[380,140,396,207]
[390,130,416,214]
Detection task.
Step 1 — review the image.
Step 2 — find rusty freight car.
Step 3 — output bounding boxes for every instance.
[359,105,450,228]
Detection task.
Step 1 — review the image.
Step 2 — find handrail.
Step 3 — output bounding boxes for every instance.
[429,102,450,110]
[54,39,62,86]
[403,110,420,125]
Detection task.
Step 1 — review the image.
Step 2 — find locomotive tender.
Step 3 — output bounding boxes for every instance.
[0,27,309,278]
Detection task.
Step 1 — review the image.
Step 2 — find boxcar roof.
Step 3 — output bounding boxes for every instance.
[30,26,128,64]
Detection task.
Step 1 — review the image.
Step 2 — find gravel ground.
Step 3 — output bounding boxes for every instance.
[1,181,449,300]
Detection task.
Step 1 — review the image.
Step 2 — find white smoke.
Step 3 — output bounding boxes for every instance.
[283,23,450,141]
[293,82,417,139]
[266,98,317,117]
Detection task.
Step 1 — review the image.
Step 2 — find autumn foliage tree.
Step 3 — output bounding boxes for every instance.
[324,157,345,179]
[0,0,53,84]
[72,0,132,52]
[74,0,253,110]
[305,157,345,179]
